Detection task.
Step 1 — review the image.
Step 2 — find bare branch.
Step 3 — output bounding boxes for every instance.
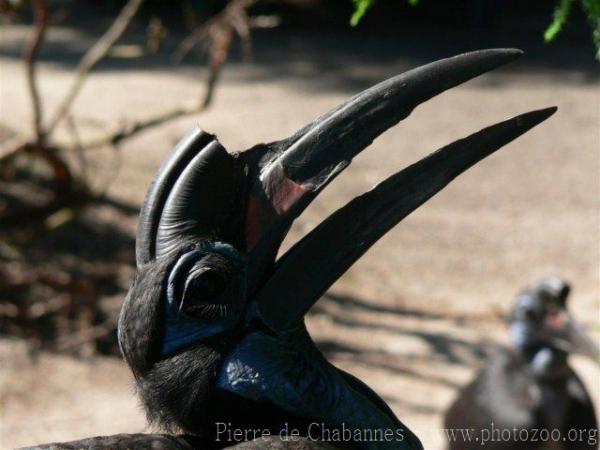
[45,0,145,136]
[24,0,49,145]
[172,0,259,108]
[28,143,73,192]
[80,106,200,151]
[172,18,215,64]
[1,105,201,164]
[172,0,256,64]
[230,4,252,61]
[203,27,234,108]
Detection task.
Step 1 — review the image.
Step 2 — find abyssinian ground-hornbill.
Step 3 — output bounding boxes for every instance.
[24,49,557,450]
[444,277,599,450]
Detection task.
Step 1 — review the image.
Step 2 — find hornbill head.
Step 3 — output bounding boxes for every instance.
[510,276,600,370]
[118,49,556,449]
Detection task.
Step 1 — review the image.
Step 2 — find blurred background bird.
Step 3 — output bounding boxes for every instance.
[444,276,599,450]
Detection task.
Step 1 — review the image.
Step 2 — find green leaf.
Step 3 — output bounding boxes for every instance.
[581,0,600,60]
[350,0,421,27]
[350,0,376,26]
[544,0,573,43]
[348,0,598,59]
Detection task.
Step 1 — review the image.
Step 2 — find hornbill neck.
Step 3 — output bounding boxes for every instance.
[135,342,226,436]
[215,323,421,449]
[518,344,571,380]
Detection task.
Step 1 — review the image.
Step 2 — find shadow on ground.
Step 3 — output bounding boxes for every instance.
[0,169,138,355]
[312,292,501,391]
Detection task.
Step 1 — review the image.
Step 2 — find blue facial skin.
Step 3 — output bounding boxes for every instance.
[510,294,543,350]
[161,302,228,356]
[510,321,538,351]
[160,242,245,357]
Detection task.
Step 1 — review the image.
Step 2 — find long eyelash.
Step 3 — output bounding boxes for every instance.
[190,303,228,320]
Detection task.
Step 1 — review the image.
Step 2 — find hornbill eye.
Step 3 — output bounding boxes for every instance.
[166,243,246,317]
[155,243,247,357]
[184,267,227,303]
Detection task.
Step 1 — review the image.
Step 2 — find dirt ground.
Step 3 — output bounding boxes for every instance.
[1,21,599,450]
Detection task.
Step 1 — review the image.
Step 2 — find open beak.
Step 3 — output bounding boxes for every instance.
[240,49,556,331]
[243,49,525,285]
[546,312,600,364]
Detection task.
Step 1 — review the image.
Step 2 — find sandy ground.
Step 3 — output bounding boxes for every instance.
[1,22,599,449]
